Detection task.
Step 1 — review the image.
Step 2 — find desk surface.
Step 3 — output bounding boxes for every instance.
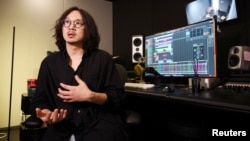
[125,87,250,113]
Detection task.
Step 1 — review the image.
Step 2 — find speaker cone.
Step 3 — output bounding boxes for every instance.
[133,52,142,62]
[228,55,239,67]
[133,38,142,46]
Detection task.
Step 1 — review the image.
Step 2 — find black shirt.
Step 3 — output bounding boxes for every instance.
[31,49,126,133]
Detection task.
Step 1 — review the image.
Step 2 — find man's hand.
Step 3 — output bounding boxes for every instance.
[58,75,107,105]
[36,108,67,124]
[57,75,93,102]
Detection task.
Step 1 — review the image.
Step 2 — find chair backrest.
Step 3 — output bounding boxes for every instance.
[115,63,141,126]
[115,63,127,85]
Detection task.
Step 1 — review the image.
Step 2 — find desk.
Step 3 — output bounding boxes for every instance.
[125,87,250,141]
[126,86,250,112]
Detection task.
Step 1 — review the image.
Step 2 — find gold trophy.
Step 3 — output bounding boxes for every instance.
[134,57,145,83]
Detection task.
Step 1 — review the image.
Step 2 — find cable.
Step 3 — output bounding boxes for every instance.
[0,132,7,139]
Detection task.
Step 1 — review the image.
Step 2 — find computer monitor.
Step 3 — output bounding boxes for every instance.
[186,0,238,24]
[145,17,217,78]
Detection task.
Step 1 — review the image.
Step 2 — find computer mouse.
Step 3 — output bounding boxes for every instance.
[162,84,175,93]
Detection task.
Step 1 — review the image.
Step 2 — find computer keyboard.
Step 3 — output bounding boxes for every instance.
[125,82,155,89]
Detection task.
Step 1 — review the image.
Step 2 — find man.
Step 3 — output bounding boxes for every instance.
[31,6,128,141]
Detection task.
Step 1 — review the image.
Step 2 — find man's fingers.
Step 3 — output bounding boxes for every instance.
[49,109,67,123]
[74,75,83,84]
[50,109,59,123]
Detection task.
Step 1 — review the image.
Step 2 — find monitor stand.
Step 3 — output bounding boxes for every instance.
[192,74,201,94]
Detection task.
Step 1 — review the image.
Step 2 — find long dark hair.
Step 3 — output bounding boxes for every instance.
[53,6,100,52]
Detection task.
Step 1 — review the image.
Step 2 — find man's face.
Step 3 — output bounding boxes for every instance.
[62,10,85,45]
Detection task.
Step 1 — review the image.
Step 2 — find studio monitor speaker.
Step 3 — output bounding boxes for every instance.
[228,46,250,71]
[132,35,144,63]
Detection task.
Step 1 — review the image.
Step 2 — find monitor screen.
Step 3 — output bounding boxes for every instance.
[145,17,217,78]
[186,0,238,24]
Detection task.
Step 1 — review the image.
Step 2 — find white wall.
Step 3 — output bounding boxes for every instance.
[0,0,112,128]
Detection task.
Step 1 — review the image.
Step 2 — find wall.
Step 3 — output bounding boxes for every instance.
[113,0,250,72]
[0,0,112,128]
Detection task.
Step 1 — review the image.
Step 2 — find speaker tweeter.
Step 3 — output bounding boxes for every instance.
[228,46,250,71]
[132,35,144,63]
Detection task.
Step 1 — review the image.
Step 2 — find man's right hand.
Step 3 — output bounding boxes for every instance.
[35,108,67,124]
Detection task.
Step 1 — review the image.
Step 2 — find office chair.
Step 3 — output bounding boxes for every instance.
[21,63,141,141]
[115,63,141,124]
[115,63,142,141]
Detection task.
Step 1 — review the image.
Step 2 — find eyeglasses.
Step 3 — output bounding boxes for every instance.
[63,19,84,28]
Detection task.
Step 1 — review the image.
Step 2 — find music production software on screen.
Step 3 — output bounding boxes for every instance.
[145,19,216,77]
